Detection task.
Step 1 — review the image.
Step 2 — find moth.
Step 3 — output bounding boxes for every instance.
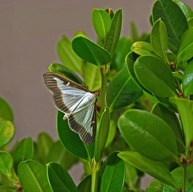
[43,72,99,144]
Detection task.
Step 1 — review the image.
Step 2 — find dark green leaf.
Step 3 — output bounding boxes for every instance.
[92,9,112,43]
[78,175,91,192]
[57,111,89,160]
[47,141,78,170]
[18,160,52,192]
[177,28,193,65]
[134,56,176,97]
[182,60,193,96]
[82,62,101,91]
[118,151,177,188]
[152,103,184,153]
[152,0,188,53]
[131,41,155,56]
[118,109,178,162]
[0,151,18,184]
[72,36,111,65]
[170,97,193,148]
[100,153,125,192]
[0,97,14,122]
[104,9,122,55]
[11,137,34,171]
[0,119,14,148]
[95,107,110,162]
[57,36,82,72]
[48,63,84,85]
[150,19,168,61]
[107,67,142,111]
[112,37,133,71]
[47,162,78,192]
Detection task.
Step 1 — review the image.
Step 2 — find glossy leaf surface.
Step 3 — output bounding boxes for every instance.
[0,118,14,148]
[72,36,111,65]
[134,56,176,97]
[100,153,125,192]
[47,162,78,192]
[18,160,52,192]
[118,109,178,161]
[152,0,188,53]
[107,67,142,111]
[118,151,177,188]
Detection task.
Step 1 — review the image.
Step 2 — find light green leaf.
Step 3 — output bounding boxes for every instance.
[92,9,112,43]
[47,163,78,192]
[18,160,52,192]
[100,153,125,192]
[177,28,193,65]
[72,36,111,65]
[145,179,163,192]
[104,9,122,55]
[82,62,101,91]
[150,19,168,61]
[131,41,155,56]
[0,119,14,148]
[118,151,177,188]
[57,36,82,72]
[152,0,188,53]
[134,56,176,97]
[95,107,110,162]
[170,97,193,149]
[118,109,178,162]
[0,97,14,122]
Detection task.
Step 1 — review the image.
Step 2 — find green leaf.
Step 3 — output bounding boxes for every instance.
[112,37,133,71]
[152,0,188,53]
[34,132,54,164]
[145,180,163,192]
[57,36,82,72]
[95,107,110,162]
[0,97,14,122]
[134,56,176,97]
[92,9,112,43]
[0,119,14,148]
[170,97,193,148]
[152,103,184,153]
[78,175,91,192]
[131,41,155,56]
[72,36,111,65]
[104,9,122,55]
[173,0,193,21]
[107,67,142,111]
[177,28,193,65]
[118,151,177,188]
[82,62,101,91]
[150,19,168,61]
[0,151,18,183]
[100,153,125,192]
[48,63,84,85]
[57,111,89,160]
[163,165,193,191]
[47,162,78,192]
[118,109,178,162]
[182,60,193,96]
[47,141,78,170]
[11,137,34,171]
[18,160,52,192]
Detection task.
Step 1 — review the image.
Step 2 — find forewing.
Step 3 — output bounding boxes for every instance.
[43,72,88,113]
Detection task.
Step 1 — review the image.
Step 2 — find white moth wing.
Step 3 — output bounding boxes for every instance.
[43,72,97,144]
